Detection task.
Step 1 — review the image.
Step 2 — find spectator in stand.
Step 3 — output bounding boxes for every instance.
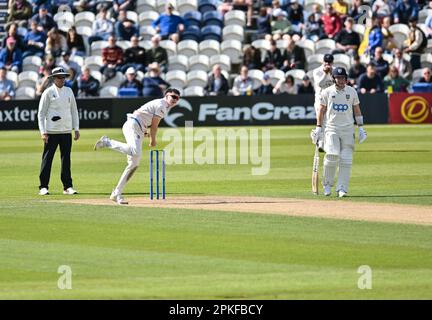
[121,36,147,73]
[263,40,284,71]
[45,27,67,57]
[404,17,428,71]
[256,73,273,95]
[393,0,419,24]
[36,65,52,96]
[371,47,389,80]
[417,67,432,83]
[391,48,412,79]
[88,6,114,45]
[256,7,272,39]
[205,64,229,96]
[23,20,47,59]
[372,0,395,19]
[114,9,139,41]
[332,0,349,20]
[271,9,291,40]
[0,37,23,73]
[281,38,306,71]
[100,34,124,81]
[146,35,168,73]
[1,23,25,52]
[348,54,366,88]
[30,4,56,33]
[0,67,16,101]
[66,26,86,57]
[366,15,383,58]
[381,16,397,53]
[321,4,342,39]
[58,50,81,77]
[273,74,297,94]
[74,0,98,13]
[425,1,432,38]
[142,62,170,97]
[77,66,100,97]
[30,0,53,14]
[349,0,364,21]
[383,66,410,92]
[232,65,254,96]
[242,45,262,70]
[119,67,143,96]
[304,4,324,41]
[357,63,384,94]
[40,54,56,74]
[333,17,360,57]
[151,3,185,43]
[297,74,314,94]
[7,0,33,28]
[65,67,79,96]
[287,0,304,35]
[112,0,136,16]
[232,0,254,28]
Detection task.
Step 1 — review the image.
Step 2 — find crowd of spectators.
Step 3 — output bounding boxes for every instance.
[1,0,432,101]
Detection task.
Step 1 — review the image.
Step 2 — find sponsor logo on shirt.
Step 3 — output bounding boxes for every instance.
[332,103,349,112]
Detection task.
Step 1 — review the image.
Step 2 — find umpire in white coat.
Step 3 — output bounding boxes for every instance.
[37,67,80,195]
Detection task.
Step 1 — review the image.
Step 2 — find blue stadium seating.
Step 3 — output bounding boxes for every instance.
[183,11,202,28]
[182,25,202,42]
[201,25,222,42]
[118,88,139,97]
[198,0,218,14]
[203,10,223,28]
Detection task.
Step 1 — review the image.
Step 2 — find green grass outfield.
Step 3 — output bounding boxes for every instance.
[0,124,431,299]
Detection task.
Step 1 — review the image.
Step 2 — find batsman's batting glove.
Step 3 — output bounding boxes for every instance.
[310,126,322,145]
[358,127,367,144]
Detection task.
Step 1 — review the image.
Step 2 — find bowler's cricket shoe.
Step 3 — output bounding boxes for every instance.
[94,136,110,150]
[110,191,128,205]
[39,188,49,195]
[63,187,78,195]
[338,190,348,198]
[324,185,331,196]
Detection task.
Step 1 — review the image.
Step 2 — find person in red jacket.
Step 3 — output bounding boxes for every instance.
[100,34,124,81]
[321,4,342,39]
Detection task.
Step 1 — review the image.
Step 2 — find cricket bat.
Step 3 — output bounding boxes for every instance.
[312,144,319,195]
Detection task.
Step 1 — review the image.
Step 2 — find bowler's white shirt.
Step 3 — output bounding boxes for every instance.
[320,84,360,131]
[133,98,169,129]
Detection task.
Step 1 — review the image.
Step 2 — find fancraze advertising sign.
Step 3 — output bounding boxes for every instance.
[388,93,432,124]
[0,94,389,130]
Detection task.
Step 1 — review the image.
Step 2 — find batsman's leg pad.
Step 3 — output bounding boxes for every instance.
[337,147,353,192]
[323,154,338,187]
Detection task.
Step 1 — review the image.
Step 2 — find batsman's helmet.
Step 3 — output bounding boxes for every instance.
[332,67,348,79]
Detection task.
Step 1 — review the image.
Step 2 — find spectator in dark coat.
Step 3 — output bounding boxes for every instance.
[255,73,273,95]
[333,17,360,57]
[297,75,314,94]
[114,9,139,41]
[417,68,432,83]
[256,7,272,39]
[243,45,262,70]
[1,23,25,52]
[357,63,384,94]
[7,0,33,27]
[263,40,284,70]
[146,35,168,73]
[77,66,100,97]
[205,64,229,95]
[371,47,390,80]
[348,54,366,88]
[281,38,306,72]
[393,0,419,24]
[142,62,170,97]
[121,36,147,73]
[66,26,86,57]
[30,4,56,32]
[119,67,143,96]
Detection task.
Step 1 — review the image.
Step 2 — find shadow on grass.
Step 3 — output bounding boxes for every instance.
[350,194,432,198]
[357,150,432,153]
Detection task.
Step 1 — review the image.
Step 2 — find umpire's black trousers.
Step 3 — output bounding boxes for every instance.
[39,133,73,190]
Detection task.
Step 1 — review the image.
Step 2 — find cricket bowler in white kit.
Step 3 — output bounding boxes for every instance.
[94,88,181,204]
[311,67,367,197]
[312,54,335,151]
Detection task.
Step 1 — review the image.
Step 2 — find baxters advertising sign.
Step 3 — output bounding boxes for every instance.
[389,93,432,124]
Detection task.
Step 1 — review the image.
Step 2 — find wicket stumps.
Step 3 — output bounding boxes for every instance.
[150,149,166,200]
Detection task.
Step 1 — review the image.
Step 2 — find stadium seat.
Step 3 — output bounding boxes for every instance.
[412,68,424,83]
[209,54,231,72]
[168,55,189,72]
[6,70,18,88]
[160,39,177,56]
[285,69,306,86]
[307,54,325,71]
[99,86,118,97]
[201,25,222,42]
[315,39,336,54]
[53,11,74,32]
[221,40,242,64]
[276,39,287,51]
[90,70,103,84]
[199,39,220,56]
[126,11,138,24]
[140,26,157,40]
[70,55,84,68]
[222,25,244,42]
[23,55,42,73]
[76,26,92,38]
[427,39,432,54]
[307,70,314,85]
[203,10,223,28]
[139,11,160,27]
[156,0,176,13]
[18,71,38,88]
[421,53,432,69]
[296,39,315,57]
[224,10,246,27]
[139,40,153,50]
[252,39,271,60]
[177,0,198,15]
[248,69,264,90]
[412,82,432,93]
[15,86,36,100]
[198,0,218,14]
[116,40,131,51]
[84,55,104,72]
[165,70,187,88]
[103,72,125,87]
[188,54,210,72]
[137,0,157,12]
[333,54,351,71]
[118,87,139,97]
[304,0,325,13]
[418,8,432,24]
[177,40,199,56]
[74,11,95,29]
[181,25,201,42]
[184,85,205,96]
[352,24,365,41]
[266,69,285,87]
[183,11,202,27]
[187,70,208,87]
[382,53,394,65]
[91,40,108,56]
[389,24,410,49]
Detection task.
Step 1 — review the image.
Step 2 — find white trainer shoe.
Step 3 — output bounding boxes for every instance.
[39,188,49,195]
[323,185,331,196]
[94,136,109,150]
[63,187,78,195]
[338,190,348,198]
[110,191,128,205]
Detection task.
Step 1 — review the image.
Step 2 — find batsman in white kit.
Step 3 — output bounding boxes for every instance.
[311,67,367,197]
[94,88,181,204]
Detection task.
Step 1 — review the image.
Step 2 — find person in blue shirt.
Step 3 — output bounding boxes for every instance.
[366,15,383,58]
[0,37,23,73]
[31,4,56,32]
[119,67,143,97]
[393,0,419,24]
[23,20,47,58]
[142,62,170,97]
[151,3,185,43]
[114,9,139,41]
[0,67,16,101]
